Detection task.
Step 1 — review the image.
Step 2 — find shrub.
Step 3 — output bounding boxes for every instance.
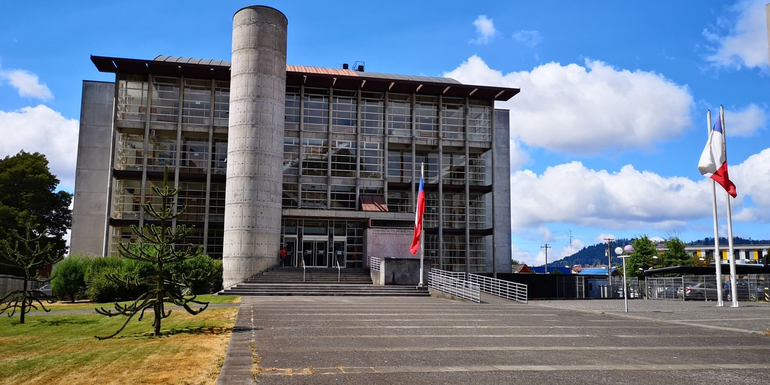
[168,254,220,295]
[84,256,154,303]
[51,254,93,302]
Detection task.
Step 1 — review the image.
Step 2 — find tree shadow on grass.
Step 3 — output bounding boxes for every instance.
[115,325,236,339]
[31,318,101,327]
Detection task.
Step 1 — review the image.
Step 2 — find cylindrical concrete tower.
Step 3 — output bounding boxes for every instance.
[223,6,288,288]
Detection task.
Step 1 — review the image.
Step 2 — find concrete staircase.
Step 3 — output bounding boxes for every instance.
[218,267,430,297]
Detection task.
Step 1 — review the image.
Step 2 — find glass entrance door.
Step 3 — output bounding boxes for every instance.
[302,238,328,267]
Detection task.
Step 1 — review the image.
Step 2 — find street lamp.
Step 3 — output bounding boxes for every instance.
[615,244,634,313]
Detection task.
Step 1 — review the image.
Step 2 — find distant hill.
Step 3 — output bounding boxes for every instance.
[546,238,632,268]
[540,236,770,268]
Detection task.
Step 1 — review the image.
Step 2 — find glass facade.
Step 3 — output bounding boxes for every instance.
[110,73,496,272]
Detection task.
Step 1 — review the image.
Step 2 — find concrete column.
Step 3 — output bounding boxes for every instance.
[223,6,288,288]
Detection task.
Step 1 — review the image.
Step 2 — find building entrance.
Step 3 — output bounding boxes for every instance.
[284,237,298,267]
[302,237,327,268]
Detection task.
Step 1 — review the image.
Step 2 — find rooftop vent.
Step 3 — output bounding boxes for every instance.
[342,63,349,70]
[354,61,365,72]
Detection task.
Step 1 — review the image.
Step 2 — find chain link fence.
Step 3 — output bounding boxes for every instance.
[646,274,770,302]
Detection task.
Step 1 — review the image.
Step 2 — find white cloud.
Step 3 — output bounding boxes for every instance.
[509,161,711,230]
[512,30,542,47]
[702,0,769,70]
[0,105,79,188]
[471,15,497,45]
[724,104,767,137]
[537,226,553,242]
[511,243,534,265]
[509,138,530,171]
[0,68,53,100]
[594,233,616,243]
[444,55,694,155]
[507,148,770,232]
[729,148,770,222]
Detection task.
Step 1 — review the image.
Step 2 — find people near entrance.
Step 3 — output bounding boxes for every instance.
[279,246,287,267]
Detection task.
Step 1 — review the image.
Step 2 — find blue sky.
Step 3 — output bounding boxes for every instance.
[0,1,768,265]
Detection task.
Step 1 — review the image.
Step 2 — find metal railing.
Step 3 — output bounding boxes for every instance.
[335,256,341,282]
[646,274,770,302]
[369,256,381,272]
[468,273,528,304]
[428,269,480,303]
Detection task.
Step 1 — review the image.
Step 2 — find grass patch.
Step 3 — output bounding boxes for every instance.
[0,304,238,384]
[28,295,240,313]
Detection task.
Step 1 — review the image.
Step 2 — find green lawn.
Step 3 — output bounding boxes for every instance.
[0,297,241,385]
[27,294,240,313]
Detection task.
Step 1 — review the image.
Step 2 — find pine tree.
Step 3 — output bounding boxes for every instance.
[0,222,60,324]
[96,168,209,339]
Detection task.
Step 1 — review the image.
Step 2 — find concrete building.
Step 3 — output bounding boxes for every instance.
[70,5,519,288]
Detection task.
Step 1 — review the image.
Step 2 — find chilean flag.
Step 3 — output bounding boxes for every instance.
[698,117,737,198]
[409,172,425,255]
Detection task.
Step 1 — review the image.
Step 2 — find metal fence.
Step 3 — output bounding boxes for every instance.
[428,269,480,303]
[0,275,45,298]
[468,273,527,303]
[646,274,770,302]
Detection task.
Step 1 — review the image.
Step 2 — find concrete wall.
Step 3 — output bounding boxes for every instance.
[370,258,430,286]
[492,109,512,274]
[364,228,415,263]
[70,81,114,257]
[223,6,288,288]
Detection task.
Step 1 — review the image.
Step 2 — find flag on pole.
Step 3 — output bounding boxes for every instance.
[698,117,737,198]
[409,170,425,255]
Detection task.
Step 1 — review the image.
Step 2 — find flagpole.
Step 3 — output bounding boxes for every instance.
[721,105,739,307]
[708,110,724,307]
[418,162,425,288]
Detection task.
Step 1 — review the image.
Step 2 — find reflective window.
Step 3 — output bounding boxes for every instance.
[151,77,180,123]
[387,93,411,137]
[361,92,384,135]
[117,75,148,121]
[415,95,438,138]
[285,86,300,131]
[441,98,464,140]
[332,90,357,134]
[303,88,329,132]
[302,138,328,176]
[182,79,211,126]
[283,137,299,176]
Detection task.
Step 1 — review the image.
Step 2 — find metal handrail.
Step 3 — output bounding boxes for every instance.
[428,269,480,303]
[302,260,306,282]
[468,273,528,304]
[369,256,381,272]
[335,256,341,282]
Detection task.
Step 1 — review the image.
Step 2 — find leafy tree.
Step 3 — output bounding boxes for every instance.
[625,235,658,280]
[0,222,62,323]
[0,151,72,276]
[661,237,690,267]
[51,254,92,302]
[95,168,208,339]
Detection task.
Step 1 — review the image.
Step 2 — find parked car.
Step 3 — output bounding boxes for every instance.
[682,283,720,300]
[658,285,681,299]
[725,280,757,302]
[616,287,640,299]
[30,283,54,299]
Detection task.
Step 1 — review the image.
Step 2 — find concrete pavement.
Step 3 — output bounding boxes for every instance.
[218,295,770,384]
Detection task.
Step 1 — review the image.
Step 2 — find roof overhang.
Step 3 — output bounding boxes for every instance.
[90,55,520,101]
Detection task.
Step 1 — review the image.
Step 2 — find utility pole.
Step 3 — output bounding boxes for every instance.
[604,238,614,297]
[541,244,551,274]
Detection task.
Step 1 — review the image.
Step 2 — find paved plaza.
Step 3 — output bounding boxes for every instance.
[217,295,770,384]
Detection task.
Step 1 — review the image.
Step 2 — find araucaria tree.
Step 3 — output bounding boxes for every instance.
[96,168,208,339]
[0,223,62,324]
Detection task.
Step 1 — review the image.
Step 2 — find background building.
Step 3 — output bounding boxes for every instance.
[70,6,519,287]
